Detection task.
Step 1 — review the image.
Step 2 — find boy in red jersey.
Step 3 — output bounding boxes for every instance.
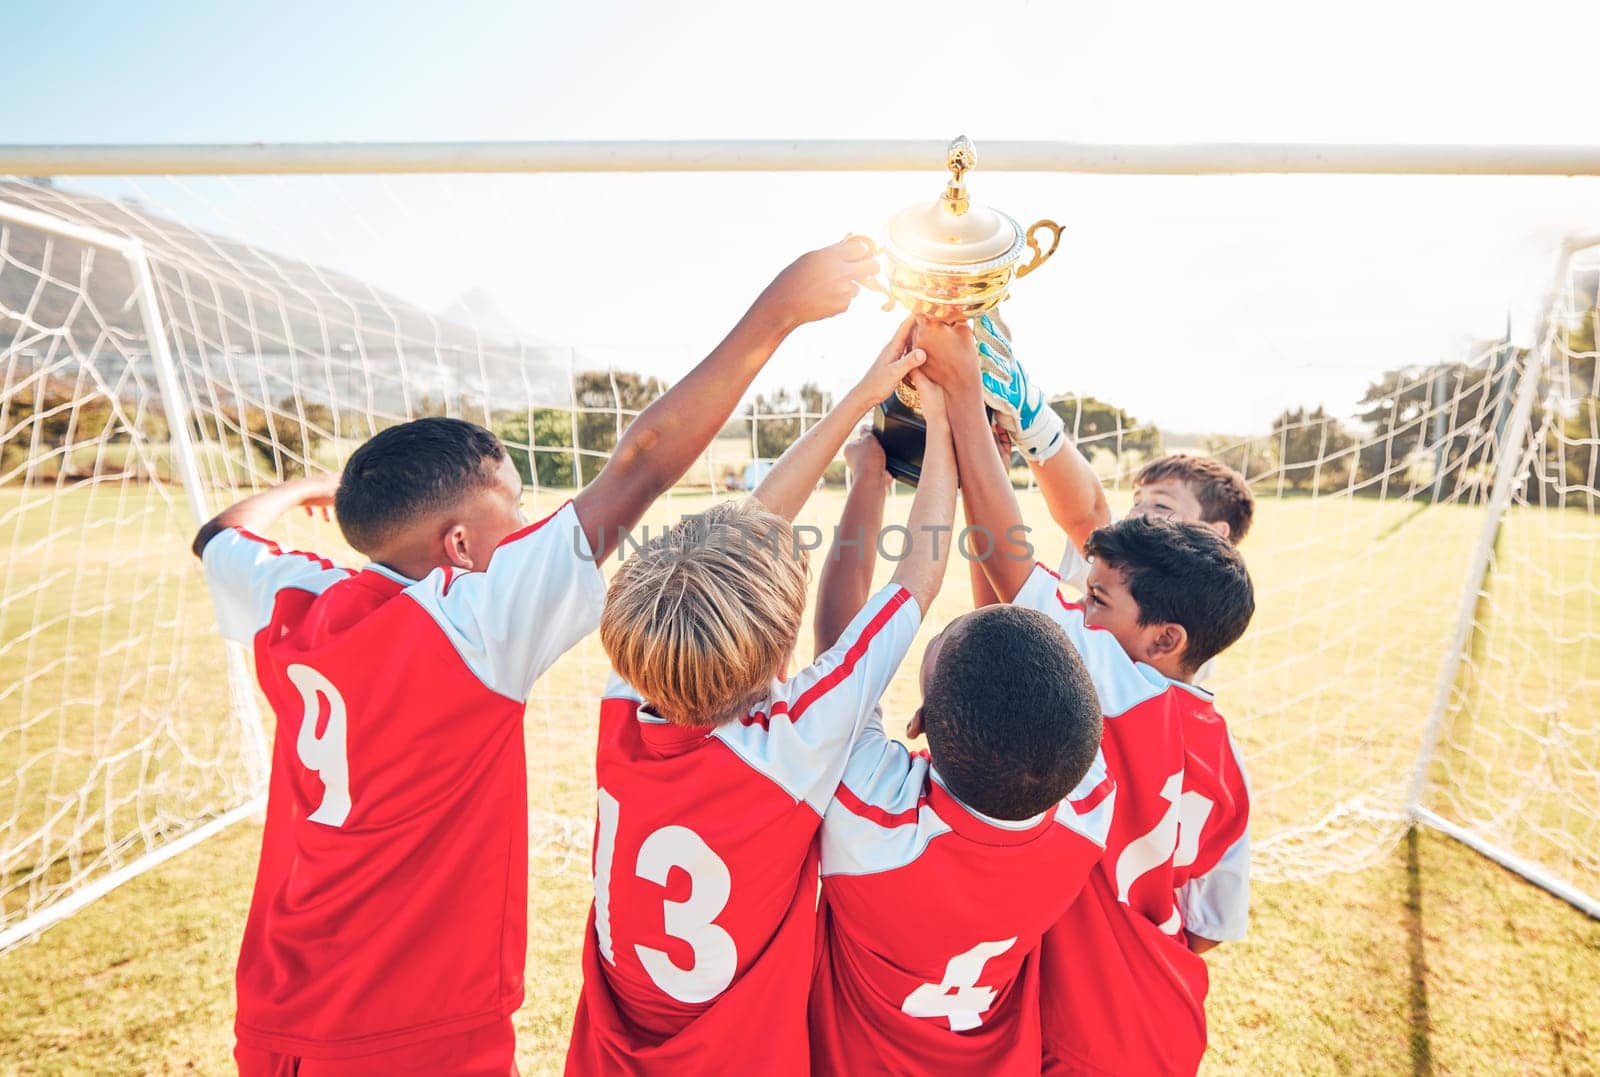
[195,238,880,1077]
[805,424,1112,1077]
[565,323,955,1075]
[920,318,1256,1077]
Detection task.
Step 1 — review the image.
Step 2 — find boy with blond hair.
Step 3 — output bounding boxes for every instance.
[920,318,1256,1076]
[196,239,878,1076]
[566,322,957,1074]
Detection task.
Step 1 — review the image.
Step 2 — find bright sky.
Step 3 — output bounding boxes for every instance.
[10,0,1600,433]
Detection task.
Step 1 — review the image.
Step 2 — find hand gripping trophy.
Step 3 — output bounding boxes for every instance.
[849,135,1064,484]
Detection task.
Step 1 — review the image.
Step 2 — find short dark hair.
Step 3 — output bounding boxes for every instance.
[1134,454,1255,544]
[921,606,1103,821]
[1085,516,1255,673]
[335,417,506,552]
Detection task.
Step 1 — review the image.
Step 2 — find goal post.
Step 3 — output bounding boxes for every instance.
[2,148,1599,952]
[0,196,271,948]
[6,140,1600,176]
[1407,236,1600,918]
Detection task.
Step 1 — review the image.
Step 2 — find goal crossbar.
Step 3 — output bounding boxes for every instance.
[7,141,1600,176]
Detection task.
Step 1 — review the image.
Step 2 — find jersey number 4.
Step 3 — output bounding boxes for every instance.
[901,937,1018,1031]
[287,663,351,827]
[593,788,737,1005]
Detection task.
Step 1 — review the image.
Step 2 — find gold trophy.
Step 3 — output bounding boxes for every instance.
[849,136,1064,484]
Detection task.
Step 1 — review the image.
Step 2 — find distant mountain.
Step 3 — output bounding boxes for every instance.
[0,180,570,413]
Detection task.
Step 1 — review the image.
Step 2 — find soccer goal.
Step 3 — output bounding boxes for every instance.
[2,148,1597,951]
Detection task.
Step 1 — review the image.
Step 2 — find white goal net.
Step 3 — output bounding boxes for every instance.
[2,173,1596,949]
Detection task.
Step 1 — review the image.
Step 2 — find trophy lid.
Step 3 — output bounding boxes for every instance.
[883,136,1023,269]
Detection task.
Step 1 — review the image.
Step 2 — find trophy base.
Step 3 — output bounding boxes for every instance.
[873,392,927,486]
[872,390,994,487]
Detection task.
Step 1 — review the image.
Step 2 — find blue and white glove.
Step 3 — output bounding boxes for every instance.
[972,312,1065,463]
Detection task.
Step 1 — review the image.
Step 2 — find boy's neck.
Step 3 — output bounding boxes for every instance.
[364,537,457,583]
[1149,655,1192,684]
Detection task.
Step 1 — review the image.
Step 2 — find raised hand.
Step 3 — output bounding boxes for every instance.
[843,424,888,480]
[854,316,927,403]
[909,317,981,394]
[295,471,342,521]
[192,470,343,557]
[756,237,881,330]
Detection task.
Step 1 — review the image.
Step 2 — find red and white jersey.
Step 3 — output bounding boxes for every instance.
[202,502,605,1059]
[1015,563,1250,1077]
[566,584,922,1076]
[809,720,1112,1076]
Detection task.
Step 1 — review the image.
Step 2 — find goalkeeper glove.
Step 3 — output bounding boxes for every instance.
[972,312,1065,463]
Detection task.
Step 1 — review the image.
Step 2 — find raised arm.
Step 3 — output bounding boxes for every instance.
[1030,438,1110,553]
[965,423,1013,609]
[972,313,1109,551]
[915,319,1032,602]
[190,472,340,558]
[752,317,922,521]
[573,238,879,561]
[886,371,958,613]
[815,427,892,654]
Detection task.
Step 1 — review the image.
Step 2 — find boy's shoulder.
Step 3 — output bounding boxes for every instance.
[731,580,920,733]
[1168,684,1249,797]
[823,740,1111,881]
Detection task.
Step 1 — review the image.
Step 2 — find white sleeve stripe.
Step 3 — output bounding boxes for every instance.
[833,779,926,829]
[1056,749,1114,848]
[1178,826,1250,941]
[711,586,920,815]
[202,527,352,645]
[232,527,348,575]
[738,586,913,730]
[602,671,644,703]
[820,804,952,877]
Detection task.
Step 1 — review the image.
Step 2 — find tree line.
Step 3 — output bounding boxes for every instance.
[1207,330,1598,504]
[4,346,1596,508]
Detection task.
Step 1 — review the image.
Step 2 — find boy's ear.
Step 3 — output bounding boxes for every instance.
[1146,622,1189,666]
[907,707,925,740]
[443,522,475,571]
[1208,519,1232,542]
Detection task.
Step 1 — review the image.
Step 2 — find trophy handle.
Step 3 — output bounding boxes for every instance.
[1014,220,1065,280]
[844,233,898,312]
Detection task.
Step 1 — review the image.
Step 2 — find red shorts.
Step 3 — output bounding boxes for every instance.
[234,1017,517,1076]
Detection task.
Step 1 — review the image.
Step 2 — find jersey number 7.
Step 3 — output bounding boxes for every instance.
[593,788,737,1005]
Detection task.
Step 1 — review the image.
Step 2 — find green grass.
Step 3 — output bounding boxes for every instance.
[3,816,1596,1075]
[2,484,1599,1073]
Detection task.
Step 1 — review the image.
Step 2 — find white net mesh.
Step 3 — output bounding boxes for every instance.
[0,190,256,937]
[1,174,1596,949]
[1208,340,1525,878]
[1416,247,1600,902]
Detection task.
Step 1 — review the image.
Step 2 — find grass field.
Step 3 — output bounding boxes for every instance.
[2,482,1599,1073]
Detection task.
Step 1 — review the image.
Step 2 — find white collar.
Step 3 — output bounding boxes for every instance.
[929,767,1049,831]
[363,562,419,586]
